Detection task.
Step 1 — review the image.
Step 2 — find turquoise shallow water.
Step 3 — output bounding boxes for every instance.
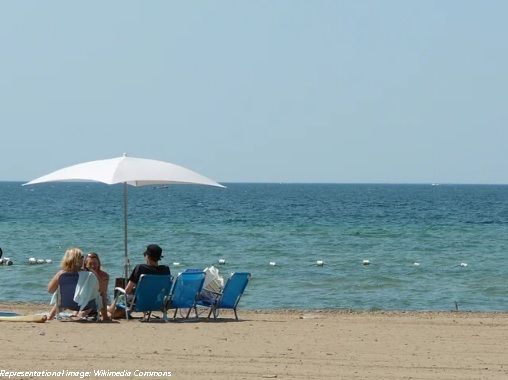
[0,182,507,311]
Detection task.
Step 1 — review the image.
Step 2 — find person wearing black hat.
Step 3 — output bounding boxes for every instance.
[108,244,171,318]
[123,244,171,294]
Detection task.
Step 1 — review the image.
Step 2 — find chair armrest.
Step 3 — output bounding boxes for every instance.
[113,287,128,307]
[114,287,127,294]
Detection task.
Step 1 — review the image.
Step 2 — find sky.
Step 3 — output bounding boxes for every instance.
[0,1,507,184]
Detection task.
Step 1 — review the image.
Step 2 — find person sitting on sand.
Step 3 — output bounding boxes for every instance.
[81,252,110,321]
[108,244,171,318]
[47,247,88,320]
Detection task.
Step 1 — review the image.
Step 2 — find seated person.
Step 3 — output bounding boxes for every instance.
[81,252,110,321]
[109,244,170,318]
[48,247,99,320]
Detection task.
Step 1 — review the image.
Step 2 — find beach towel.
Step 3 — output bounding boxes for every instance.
[74,271,101,311]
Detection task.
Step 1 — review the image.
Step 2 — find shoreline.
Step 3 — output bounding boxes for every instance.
[1,301,507,317]
[1,303,507,379]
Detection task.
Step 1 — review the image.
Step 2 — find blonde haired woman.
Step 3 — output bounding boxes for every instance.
[47,247,85,319]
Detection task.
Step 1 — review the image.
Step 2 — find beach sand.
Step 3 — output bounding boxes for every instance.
[0,303,507,379]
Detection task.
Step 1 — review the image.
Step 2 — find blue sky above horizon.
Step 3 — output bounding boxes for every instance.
[1,1,507,184]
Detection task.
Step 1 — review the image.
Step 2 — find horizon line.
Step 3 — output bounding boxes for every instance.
[2,180,508,186]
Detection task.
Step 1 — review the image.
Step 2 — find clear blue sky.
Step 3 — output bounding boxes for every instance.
[1,1,506,183]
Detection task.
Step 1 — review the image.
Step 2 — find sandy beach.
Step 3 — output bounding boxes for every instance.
[0,303,507,379]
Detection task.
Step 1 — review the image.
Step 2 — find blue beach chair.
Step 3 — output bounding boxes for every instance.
[114,274,172,321]
[197,272,251,321]
[55,272,98,320]
[164,271,205,320]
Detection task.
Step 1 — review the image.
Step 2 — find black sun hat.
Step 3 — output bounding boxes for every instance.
[143,244,163,261]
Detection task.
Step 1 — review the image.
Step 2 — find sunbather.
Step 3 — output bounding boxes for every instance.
[108,244,171,318]
[82,252,110,321]
[47,247,84,320]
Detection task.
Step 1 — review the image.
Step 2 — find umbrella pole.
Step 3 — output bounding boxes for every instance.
[123,182,130,281]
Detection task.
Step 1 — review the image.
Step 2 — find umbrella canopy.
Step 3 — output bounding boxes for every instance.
[24,154,224,187]
[23,154,224,278]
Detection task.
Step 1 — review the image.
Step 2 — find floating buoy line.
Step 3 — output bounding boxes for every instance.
[27,258,53,265]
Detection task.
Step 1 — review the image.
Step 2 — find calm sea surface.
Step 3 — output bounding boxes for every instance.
[0,182,507,311]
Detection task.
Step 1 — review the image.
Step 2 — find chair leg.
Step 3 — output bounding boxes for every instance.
[56,306,62,320]
[234,308,238,321]
[185,308,192,319]
[173,308,178,319]
[206,308,213,319]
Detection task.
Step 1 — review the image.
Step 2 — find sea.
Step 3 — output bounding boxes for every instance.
[0,182,507,311]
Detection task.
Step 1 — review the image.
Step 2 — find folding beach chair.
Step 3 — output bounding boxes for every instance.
[55,272,98,321]
[196,272,251,320]
[114,274,172,321]
[165,271,205,320]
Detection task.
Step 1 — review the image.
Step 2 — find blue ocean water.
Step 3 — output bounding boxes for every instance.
[0,182,507,311]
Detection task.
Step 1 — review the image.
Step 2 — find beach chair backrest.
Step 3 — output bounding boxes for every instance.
[219,272,251,309]
[58,272,80,310]
[58,272,97,311]
[170,272,205,308]
[134,274,173,313]
[184,268,203,273]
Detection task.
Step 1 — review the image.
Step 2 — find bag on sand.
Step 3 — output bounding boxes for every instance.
[112,307,127,319]
[112,293,133,319]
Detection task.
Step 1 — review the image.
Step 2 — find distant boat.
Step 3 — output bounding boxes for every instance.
[431,183,440,186]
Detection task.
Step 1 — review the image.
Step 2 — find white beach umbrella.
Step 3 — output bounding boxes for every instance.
[23,154,224,278]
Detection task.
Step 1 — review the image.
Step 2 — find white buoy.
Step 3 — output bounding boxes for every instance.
[28,257,52,264]
[413,262,420,266]
[362,259,370,265]
[0,258,13,266]
[172,262,180,266]
[218,259,226,265]
[316,260,324,266]
[269,261,276,266]
[459,262,468,267]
